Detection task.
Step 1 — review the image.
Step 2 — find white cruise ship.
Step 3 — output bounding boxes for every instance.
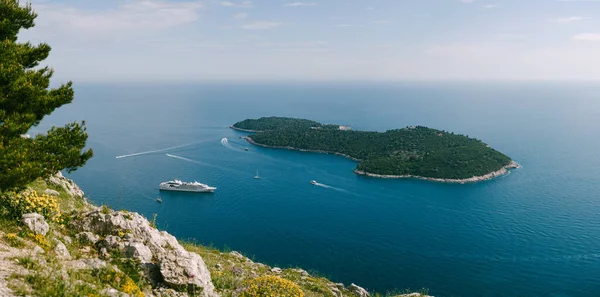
[159,179,216,193]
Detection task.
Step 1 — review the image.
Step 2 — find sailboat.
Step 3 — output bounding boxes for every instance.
[254,170,260,179]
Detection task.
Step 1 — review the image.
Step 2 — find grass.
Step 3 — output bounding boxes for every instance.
[2,232,25,248]
[14,256,38,270]
[27,179,86,213]
[9,248,149,297]
[110,257,148,291]
[0,214,21,234]
[182,242,353,297]
[9,256,101,297]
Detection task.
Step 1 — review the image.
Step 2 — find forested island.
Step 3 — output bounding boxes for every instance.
[232,117,518,183]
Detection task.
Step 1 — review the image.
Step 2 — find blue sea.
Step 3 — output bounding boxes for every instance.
[36,82,600,297]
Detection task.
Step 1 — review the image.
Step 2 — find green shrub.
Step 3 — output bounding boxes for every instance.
[0,190,61,223]
[241,275,304,297]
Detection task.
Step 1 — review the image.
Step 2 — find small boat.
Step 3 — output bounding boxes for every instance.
[254,170,260,179]
[244,147,249,151]
[310,180,317,185]
[157,197,163,203]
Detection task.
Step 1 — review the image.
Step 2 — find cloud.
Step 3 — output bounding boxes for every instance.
[255,41,327,48]
[284,2,317,7]
[555,16,584,23]
[240,21,282,30]
[233,12,249,19]
[460,0,475,3]
[333,24,356,28]
[365,6,375,10]
[483,4,498,9]
[572,33,600,41]
[374,44,396,49]
[220,1,253,8]
[31,0,202,33]
[373,20,391,24]
[254,40,331,52]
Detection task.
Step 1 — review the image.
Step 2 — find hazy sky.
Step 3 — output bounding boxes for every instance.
[17,0,600,82]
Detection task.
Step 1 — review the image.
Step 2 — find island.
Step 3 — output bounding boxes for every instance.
[232,117,519,183]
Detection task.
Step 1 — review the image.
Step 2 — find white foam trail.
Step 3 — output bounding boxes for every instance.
[166,153,246,175]
[116,142,198,159]
[220,137,239,151]
[166,153,205,165]
[314,182,350,193]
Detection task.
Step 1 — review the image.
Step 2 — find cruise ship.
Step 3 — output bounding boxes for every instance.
[159,179,216,193]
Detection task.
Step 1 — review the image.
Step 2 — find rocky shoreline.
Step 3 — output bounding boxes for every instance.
[242,136,362,162]
[230,126,263,133]
[355,161,521,184]
[242,136,520,184]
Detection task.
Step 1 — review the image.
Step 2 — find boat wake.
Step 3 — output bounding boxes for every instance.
[220,137,238,151]
[313,182,349,193]
[221,137,249,151]
[166,153,209,166]
[116,142,203,159]
[166,153,249,176]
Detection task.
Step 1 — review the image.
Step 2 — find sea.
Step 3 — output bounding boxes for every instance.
[34,82,600,297]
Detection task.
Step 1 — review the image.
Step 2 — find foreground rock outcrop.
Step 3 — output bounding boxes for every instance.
[71,208,217,296]
[47,171,84,198]
[22,213,49,236]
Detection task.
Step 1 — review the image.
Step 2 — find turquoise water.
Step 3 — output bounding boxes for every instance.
[38,82,600,297]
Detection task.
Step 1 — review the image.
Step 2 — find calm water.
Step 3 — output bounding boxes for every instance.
[37,82,600,297]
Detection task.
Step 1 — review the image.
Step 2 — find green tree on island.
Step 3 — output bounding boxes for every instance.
[0,0,92,191]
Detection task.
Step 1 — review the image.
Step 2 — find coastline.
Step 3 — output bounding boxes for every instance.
[242,136,362,162]
[354,161,521,184]
[241,135,520,184]
[230,126,263,133]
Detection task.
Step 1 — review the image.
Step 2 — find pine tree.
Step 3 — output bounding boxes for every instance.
[0,0,93,191]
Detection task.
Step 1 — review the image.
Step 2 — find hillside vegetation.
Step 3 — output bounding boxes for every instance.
[233,117,513,180]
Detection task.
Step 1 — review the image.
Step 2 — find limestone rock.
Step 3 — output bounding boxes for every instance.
[32,245,45,255]
[43,189,60,196]
[215,263,222,270]
[348,283,370,297]
[99,235,124,250]
[293,268,310,277]
[47,171,84,198]
[100,247,110,259]
[100,287,120,297]
[72,209,217,296]
[76,232,100,244]
[22,213,49,236]
[159,251,215,296]
[230,251,244,259]
[53,239,71,260]
[84,258,107,270]
[232,267,243,275]
[125,242,153,263]
[271,267,282,274]
[152,287,189,297]
[328,284,343,297]
[63,236,72,245]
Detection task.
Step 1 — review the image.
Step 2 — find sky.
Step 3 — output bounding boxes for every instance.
[16,0,600,82]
